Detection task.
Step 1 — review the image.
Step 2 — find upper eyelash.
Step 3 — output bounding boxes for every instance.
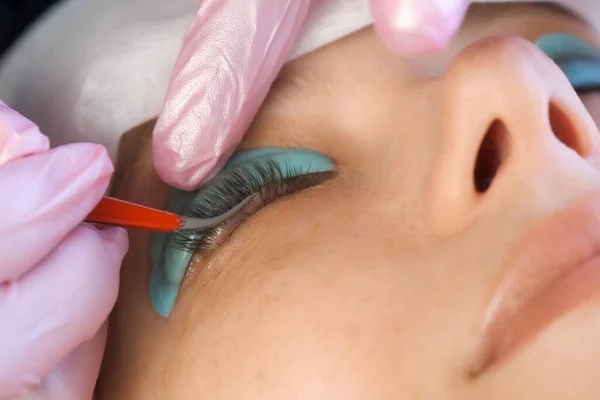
[185,160,307,217]
[169,160,333,252]
[574,86,600,95]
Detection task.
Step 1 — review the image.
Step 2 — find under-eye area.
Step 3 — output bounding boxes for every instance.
[149,148,336,317]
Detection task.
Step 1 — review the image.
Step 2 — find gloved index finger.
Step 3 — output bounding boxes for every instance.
[370,0,471,55]
[0,100,49,165]
[153,0,313,191]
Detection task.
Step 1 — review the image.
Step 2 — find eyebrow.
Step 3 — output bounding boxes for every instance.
[533,2,578,17]
[109,119,156,197]
[470,1,583,25]
[527,2,583,22]
[270,63,314,95]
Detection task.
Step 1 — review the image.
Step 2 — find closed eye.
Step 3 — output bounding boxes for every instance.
[158,148,336,256]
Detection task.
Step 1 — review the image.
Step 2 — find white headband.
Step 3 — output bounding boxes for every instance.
[287,0,600,60]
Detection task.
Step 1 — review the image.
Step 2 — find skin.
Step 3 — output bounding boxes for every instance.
[98,4,600,399]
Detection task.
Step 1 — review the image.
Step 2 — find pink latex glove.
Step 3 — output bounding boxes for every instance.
[0,101,128,399]
[153,0,471,190]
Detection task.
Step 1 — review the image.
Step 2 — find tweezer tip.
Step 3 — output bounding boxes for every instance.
[178,196,253,232]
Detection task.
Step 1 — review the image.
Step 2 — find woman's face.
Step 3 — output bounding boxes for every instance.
[98,4,600,399]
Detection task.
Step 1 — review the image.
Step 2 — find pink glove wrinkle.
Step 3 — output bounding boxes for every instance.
[0,100,49,165]
[371,0,471,55]
[153,0,313,190]
[0,104,128,399]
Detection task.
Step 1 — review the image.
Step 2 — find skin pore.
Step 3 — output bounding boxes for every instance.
[98,3,600,399]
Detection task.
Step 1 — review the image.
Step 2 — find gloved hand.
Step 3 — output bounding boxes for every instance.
[153,0,471,190]
[0,101,128,400]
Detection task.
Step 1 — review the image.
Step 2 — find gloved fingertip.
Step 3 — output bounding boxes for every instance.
[0,100,50,165]
[152,138,224,191]
[371,0,470,55]
[48,143,114,191]
[95,226,129,261]
[374,24,448,55]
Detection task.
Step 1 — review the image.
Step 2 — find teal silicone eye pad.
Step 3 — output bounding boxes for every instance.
[536,33,600,90]
[149,148,336,317]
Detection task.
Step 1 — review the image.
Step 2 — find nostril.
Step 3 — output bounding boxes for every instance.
[474,119,510,193]
[548,100,586,157]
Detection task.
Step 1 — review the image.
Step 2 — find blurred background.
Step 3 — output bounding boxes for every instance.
[0,0,61,56]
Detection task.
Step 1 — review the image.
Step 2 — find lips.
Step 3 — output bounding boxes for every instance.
[469,190,600,376]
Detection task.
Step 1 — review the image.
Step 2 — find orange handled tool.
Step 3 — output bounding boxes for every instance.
[86,196,250,232]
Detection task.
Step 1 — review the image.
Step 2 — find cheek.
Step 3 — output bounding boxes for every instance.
[176,258,402,397]
[165,232,457,398]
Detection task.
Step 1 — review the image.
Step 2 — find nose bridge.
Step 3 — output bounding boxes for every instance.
[428,36,600,236]
[446,36,595,155]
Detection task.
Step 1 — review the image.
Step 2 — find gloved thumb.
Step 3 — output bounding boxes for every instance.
[371,0,471,55]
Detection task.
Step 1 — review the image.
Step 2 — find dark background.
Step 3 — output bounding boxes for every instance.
[0,0,62,56]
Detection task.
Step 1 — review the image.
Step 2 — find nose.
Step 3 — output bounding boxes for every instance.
[429,36,600,236]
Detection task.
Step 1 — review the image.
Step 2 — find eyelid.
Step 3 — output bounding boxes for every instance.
[148,148,335,317]
[535,33,600,91]
[186,172,330,256]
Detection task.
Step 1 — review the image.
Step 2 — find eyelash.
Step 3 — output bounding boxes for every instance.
[576,87,600,95]
[170,160,333,253]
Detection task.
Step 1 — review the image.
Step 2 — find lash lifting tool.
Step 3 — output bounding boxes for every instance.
[86,196,251,233]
